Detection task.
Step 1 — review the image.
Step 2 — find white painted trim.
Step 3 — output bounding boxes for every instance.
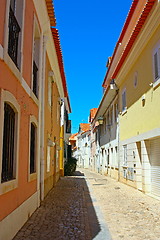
[28,115,38,182]
[0,44,4,60]
[0,90,20,195]
[120,127,160,146]
[4,53,22,83]
[153,78,160,89]
[30,91,39,106]
[152,40,160,84]
[0,192,38,240]
[3,0,25,72]
[21,78,30,95]
[38,33,45,203]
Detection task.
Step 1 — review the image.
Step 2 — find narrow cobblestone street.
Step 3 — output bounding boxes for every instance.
[13,168,160,240]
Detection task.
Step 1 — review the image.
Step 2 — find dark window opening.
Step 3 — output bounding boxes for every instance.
[30,123,36,174]
[1,103,16,183]
[33,61,38,98]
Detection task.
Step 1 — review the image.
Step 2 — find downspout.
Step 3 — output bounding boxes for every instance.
[40,35,47,202]
[60,99,64,176]
[37,33,43,207]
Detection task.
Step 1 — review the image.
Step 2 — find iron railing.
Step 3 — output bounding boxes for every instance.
[8,7,21,67]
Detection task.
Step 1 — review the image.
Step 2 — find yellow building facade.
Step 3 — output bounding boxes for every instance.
[115,0,160,197]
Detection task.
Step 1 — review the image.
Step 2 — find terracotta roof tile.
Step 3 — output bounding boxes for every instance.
[45,0,56,27]
[89,108,98,122]
[69,133,78,141]
[80,123,90,132]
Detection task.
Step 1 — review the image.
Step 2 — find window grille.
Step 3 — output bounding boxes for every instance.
[30,123,36,174]
[8,6,21,67]
[1,103,15,183]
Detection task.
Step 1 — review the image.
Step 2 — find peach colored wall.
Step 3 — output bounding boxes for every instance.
[44,55,60,197]
[0,60,38,221]
[22,0,35,87]
[0,0,6,46]
[0,0,39,221]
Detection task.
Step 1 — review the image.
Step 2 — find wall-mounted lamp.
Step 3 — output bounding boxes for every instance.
[97,116,104,125]
[110,79,118,90]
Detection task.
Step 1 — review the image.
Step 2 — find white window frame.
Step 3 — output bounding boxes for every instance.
[3,0,25,78]
[152,41,160,88]
[123,145,127,167]
[28,115,38,182]
[31,16,41,100]
[48,76,52,107]
[0,90,20,195]
[122,88,127,113]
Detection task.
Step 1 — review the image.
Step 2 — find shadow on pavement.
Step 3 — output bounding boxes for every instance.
[73,170,85,176]
[13,170,103,240]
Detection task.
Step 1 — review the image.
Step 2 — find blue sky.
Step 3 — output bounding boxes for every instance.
[54,0,132,133]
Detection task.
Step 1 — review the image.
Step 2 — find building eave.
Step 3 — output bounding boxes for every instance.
[45,0,56,27]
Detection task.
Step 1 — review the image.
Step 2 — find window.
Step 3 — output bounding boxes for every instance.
[122,88,126,112]
[115,146,118,167]
[32,19,40,98]
[153,46,160,82]
[48,77,52,107]
[0,90,20,193]
[123,145,127,166]
[8,0,24,69]
[30,123,37,174]
[114,100,118,122]
[110,107,113,126]
[1,103,16,182]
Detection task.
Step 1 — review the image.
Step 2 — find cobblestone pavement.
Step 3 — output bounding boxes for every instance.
[13,171,111,240]
[13,168,160,240]
[80,168,160,240]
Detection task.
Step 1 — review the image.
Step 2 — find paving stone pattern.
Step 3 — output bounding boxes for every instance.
[13,168,160,240]
[13,177,92,240]
[81,168,160,240]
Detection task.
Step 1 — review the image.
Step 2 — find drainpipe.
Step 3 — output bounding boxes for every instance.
[36,34,43,207]
[39,35,47,202]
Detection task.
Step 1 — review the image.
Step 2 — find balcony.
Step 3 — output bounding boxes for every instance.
[8,7,21,67]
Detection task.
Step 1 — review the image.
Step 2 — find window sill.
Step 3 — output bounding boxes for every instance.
[153,78,160,89]
[4,52,22,83]
[0,179,18,195]
[28,172,37,182]
[30,91,39,106]
[123,166,128,169]
[122,108,127,116]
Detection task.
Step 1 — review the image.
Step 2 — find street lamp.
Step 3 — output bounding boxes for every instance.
[97,116,104,125]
